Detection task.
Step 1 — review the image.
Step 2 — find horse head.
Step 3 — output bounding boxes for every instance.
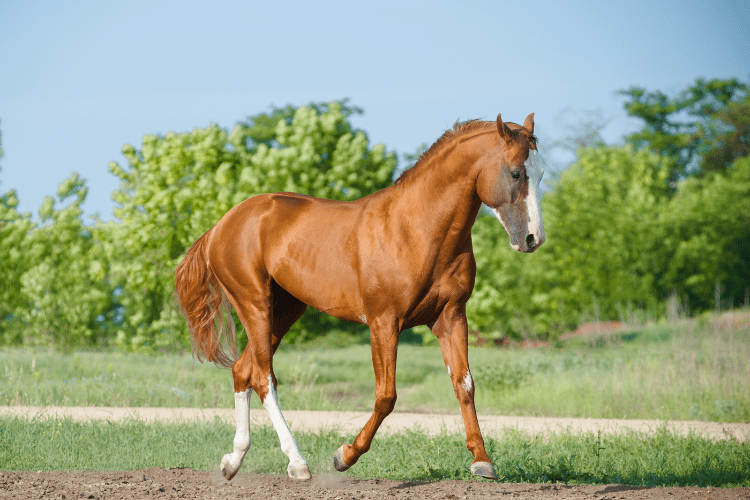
[475,112,545,253]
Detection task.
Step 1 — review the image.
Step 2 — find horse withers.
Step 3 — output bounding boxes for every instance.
[174,112,544,481]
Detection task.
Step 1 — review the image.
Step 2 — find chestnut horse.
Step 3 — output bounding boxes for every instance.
[175,112,544,481]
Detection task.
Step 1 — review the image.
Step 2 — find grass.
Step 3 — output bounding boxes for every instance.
[1,312,749,422]
[1,415,748,487]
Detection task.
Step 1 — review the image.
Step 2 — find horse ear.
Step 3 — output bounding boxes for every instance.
[496,113,511,140]
[523,113,535,135]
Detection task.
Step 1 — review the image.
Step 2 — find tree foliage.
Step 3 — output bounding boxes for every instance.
[468,146,672,340]
[657,155,750,310]
[620,77,747,184]
[20,175,113,347]
[0,189,34,343]
[698,92,750,173]
[0,174,112,347]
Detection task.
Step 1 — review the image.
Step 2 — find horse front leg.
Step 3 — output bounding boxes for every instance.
[433,304,498,480]
[333,316,399,471]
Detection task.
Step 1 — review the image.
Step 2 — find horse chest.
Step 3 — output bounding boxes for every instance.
[399,254,476,327]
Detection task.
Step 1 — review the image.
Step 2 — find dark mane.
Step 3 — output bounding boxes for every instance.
[394,119,538,184]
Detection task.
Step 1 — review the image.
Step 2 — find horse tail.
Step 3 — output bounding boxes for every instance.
[175,229,237,369]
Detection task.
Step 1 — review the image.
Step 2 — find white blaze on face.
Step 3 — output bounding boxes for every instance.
[524,150,546,249]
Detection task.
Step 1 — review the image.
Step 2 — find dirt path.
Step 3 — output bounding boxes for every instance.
[3,405,749,441]
[3,407,749,499]
[2,468,748,500]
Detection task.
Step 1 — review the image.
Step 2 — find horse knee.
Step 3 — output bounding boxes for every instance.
[452,370,475,404]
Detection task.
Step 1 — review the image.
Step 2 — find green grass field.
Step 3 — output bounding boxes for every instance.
[3,313,748,423]
[1,416,748,487]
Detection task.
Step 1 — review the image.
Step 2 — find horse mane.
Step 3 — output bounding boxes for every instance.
[394,119,537,185]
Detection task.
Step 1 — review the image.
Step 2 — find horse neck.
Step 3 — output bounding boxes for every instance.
[389,135,488,248]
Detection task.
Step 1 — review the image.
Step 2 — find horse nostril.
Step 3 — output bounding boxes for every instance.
[526,234,535,249]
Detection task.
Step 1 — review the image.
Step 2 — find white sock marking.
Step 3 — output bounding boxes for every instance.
[262,375,308,470]
[222,388,252,475]
[525,150,546,247]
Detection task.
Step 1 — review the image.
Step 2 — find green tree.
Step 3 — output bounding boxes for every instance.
[1,171,113,347]
[658,156,750,310]
[0,120,32,342]
[0,194,36,344]
[542,146,671,321]
[18,174,113,348]
[468,146,672,340]
[620,77,747,184]
[698,92,750,173]
[106,101,396,350]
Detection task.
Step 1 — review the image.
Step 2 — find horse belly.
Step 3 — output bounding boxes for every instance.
[271,254,363,323]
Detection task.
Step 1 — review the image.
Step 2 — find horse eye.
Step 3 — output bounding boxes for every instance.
[511,172,521,180]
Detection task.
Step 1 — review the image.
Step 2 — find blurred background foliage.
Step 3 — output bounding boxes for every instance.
[0,78,748,351]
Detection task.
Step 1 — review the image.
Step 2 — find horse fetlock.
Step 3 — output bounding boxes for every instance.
[232,437,251,454]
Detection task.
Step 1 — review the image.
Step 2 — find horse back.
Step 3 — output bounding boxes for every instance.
[208,192,366,322]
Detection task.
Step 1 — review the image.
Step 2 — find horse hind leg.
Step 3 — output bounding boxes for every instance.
[220,332,258,480]
[221,289,310,480]
[220,387,253,480]
[263,291,310,479]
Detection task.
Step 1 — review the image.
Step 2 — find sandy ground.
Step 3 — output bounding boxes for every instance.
[3,407,749,499]
[3,405,749,441]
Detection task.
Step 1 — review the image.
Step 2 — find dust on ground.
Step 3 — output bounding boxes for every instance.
[2,468,748,500]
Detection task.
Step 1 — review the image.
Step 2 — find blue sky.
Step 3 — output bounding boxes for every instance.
[1,0,748,219]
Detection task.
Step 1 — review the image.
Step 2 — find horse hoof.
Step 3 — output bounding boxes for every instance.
[220,454,239,480]
[470,461,498,480]
[333,445,351,472]
[287,463,312,480]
